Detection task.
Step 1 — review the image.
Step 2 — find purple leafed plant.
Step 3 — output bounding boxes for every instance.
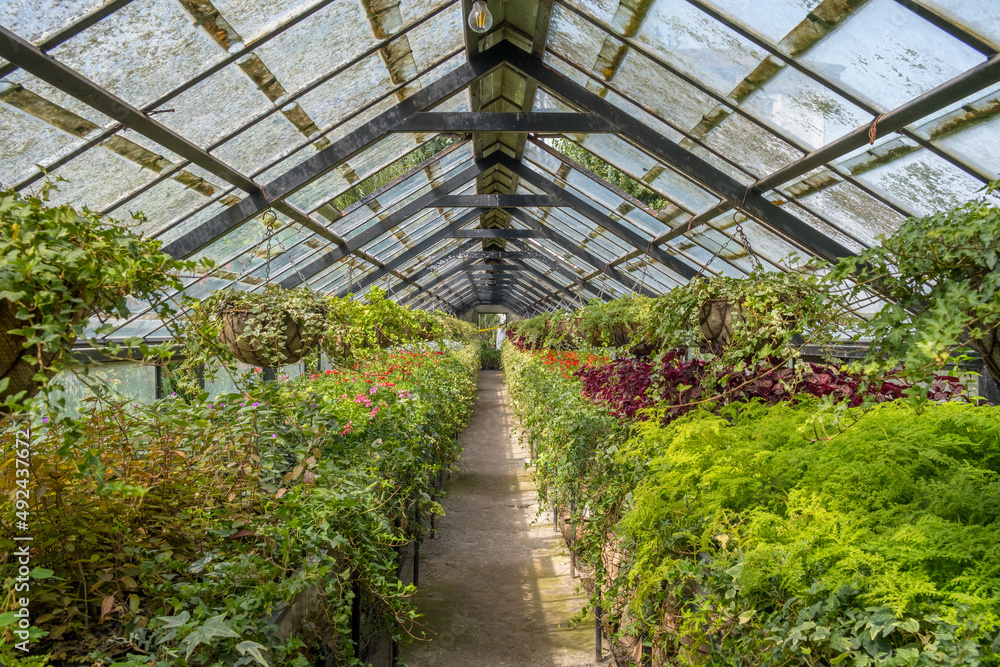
[576,349,966,424]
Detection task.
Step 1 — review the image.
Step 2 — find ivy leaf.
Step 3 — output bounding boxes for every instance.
[180,614,240,659]
[236,640,271,667]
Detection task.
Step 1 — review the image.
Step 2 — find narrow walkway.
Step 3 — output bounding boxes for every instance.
[403,371,597,667]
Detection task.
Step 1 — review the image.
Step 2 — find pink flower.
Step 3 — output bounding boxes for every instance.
[369,386,378,395]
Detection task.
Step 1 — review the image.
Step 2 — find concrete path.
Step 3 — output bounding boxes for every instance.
[401,371,598,667]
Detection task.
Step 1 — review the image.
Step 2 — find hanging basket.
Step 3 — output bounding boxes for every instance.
[698,299,746,345]
[218,309,320,367]
[973,327,1000,385]
[0,299,76,406]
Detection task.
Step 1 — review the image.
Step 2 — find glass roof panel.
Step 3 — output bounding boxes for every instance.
[800,0,986,111]
[50,0,225,108]
[211,111,305,175]
[1,0,107,44]
[109,178,213,236]
[853,148,987,217]
[791,181,908,246]
[407,3,464,73]
[696,0,822,44]
[702,112,804,176]
[295,53,394,132]
[741,66,871,151]
[934,116,1000,178]
[605,47,718,131]
[211,0,333,44]
[253,3,379,94]
[4,69,115,128]
[43,142,161,212]
[153,63,273,148]
[921,0,1000,48]
[0,102,85,187]
[634,0,771,95]
[546,4,607,76]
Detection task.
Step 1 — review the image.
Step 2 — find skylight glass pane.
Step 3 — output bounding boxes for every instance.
[154,64,273,148]
[921,0,1000,49]
[51,0,225,108]
[253,0,377,95]
[211,111,305,174]
[609,48,718,131]
[296,53,394,131]
[110,178,212,236]
[742,66,871,150]
[793,180,912,245]
[696,0,821,44]
[0,102,84,187]
[547,3,607,72]
[853,149,986,217]
[407,3,464,72]
[935,116,1000,178]
[800,0,985,111]
[1,0,109,44]
[635,0,770,95]
[703,112,804,176]
[43,143,160,212]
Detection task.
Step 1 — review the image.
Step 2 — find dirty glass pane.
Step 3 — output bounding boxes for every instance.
[800,0,985,111]
[47,363,157,415]
[742,66,871,150]
[407,3,464,73]
[296,54,394,132]
[696,0,822,44]
[254,1,377,94]
[0,102,84,187]
[935,116,1000,178]
[211,111,306,175]
[917,0,1000,51]
[154,64,273,148]
[853,149,987,217]
[703,112,804,176]
[611,48,719,131]
[110,178,213,236]
[793,180,909,246]
[51,0,225,108]
[635,0,770,95]
[44,143,160,212]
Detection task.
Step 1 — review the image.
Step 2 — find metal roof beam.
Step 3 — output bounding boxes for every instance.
[508,208,653,297]
[433,194,561,207]
[395,112,611,132]
[154,43,507,258]
[497,154,699,279]
[452,229,544,238]
[333,210,484,298]
[276,156,501,288]
[499,44,857,264]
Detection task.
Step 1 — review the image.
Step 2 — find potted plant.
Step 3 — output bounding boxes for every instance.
[827,182,1000,385]
[0,184,191,416]
[196,285,329,367]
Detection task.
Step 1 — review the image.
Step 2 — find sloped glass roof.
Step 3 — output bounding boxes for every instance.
[1,0,998,329]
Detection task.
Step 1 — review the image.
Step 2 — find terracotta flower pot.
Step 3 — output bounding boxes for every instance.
[218,310,320,367]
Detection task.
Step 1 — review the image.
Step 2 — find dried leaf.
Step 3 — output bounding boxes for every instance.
[303,471,316,485]
[275,488,287,499]
[100,594,115,624]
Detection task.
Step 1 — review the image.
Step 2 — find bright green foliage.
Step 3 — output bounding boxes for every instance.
[553,139,670,210]
[332,136,457,211]
[503,342,1000,665]
[0,344,479,666]
[0,185,194,413]
[827,183,1000,384]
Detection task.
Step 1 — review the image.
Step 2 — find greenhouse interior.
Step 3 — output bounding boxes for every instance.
[2,0,1000,665]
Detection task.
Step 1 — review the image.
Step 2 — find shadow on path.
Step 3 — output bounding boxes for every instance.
[401,371,597,667]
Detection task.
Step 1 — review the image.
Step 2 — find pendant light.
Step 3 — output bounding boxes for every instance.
[468,0,493,33]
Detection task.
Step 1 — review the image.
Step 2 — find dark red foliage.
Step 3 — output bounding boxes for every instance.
[576,349,966,424]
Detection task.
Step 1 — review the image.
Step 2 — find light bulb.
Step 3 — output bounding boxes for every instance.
[468,0,493,34]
